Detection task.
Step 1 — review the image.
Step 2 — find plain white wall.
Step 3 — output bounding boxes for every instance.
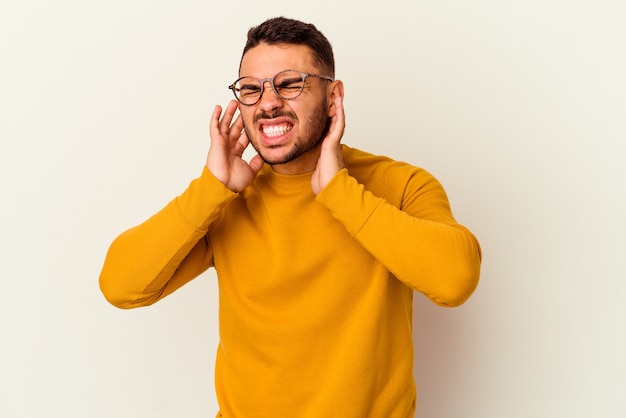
[2,1,625,417]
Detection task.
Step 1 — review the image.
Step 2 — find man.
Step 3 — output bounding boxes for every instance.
[100,17,481,418]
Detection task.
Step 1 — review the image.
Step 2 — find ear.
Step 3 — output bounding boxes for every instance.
[327,80,345,117]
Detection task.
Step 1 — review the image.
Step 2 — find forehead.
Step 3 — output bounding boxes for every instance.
[239,43,318,78]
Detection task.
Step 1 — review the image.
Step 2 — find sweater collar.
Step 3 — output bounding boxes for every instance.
[261,164,313,191]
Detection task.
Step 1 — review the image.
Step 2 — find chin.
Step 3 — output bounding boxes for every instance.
[258,148,295,165]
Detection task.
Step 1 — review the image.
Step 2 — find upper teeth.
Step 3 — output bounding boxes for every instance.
[263,124,292,137]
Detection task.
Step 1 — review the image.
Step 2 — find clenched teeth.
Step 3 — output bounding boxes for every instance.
[262,124,292,138]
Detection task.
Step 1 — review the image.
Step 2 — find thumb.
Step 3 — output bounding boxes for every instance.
[248,154,264,175]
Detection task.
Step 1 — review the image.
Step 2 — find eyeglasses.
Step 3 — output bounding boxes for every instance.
[228,69,334,106]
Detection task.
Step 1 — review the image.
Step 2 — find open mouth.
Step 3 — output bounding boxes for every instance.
[261,123,293,138]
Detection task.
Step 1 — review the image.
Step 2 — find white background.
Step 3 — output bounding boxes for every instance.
[2,1,625,417]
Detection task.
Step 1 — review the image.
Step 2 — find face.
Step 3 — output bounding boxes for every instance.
[238,43,333,174]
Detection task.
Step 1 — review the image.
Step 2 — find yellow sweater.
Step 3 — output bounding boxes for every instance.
[100,145,481,418]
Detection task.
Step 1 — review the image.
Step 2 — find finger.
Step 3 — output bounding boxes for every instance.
[324,96,345,148]
[248,154,265,175]
[333,95,346,138]
[219,100,240,134]
[228,112,245,141]
[209,105,224,140]
[233,129,249,155]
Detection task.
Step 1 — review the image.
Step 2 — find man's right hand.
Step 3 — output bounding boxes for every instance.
[206,100,264,192]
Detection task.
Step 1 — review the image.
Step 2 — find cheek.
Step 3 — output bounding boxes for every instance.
[240,111,256,133]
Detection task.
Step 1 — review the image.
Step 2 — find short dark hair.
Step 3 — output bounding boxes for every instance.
[241,17,335,77]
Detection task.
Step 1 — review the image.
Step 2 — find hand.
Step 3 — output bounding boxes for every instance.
[206,100,264,192]
[311,94,346,195]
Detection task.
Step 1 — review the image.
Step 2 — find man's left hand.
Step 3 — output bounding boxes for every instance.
[311,94,346,195]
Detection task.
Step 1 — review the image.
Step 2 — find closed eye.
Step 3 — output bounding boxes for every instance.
[276,77,304,90]
[239,84,261,97]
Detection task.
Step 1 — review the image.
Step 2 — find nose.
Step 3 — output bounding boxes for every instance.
[257,80,283,112]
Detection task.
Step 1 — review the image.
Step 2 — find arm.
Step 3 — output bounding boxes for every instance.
[316,167,481,307]
[312,95,480,307]
[99,168,237,308]
[100,101,263,308]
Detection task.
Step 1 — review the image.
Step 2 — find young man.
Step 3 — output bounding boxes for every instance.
[100,17,481,418]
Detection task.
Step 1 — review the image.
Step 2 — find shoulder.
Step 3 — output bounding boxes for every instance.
[342,145,438,188]
[341,145,447,209]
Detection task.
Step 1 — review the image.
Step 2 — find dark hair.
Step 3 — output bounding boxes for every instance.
[241,17,335,77]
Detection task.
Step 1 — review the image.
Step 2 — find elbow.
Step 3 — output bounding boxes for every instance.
[433,274,479,308]
[438,234,482,307]
[99,272,149,310]
[430,256,481,308]
[98,246,159,309]
[99,275,134,309]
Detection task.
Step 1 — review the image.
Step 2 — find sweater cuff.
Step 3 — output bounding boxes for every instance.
[174,166,238,231]
[316,168,382,236]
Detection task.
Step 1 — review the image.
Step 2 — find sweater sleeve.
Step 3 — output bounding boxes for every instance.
[315,168,481,307]
[99,167,238,309]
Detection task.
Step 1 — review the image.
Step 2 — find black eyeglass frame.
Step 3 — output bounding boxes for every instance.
[228,69,334,106]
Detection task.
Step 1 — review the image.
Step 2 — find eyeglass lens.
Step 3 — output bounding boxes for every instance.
[234,70,306,105]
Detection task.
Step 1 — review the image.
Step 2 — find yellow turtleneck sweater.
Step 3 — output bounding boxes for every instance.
[100,145,481,418]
